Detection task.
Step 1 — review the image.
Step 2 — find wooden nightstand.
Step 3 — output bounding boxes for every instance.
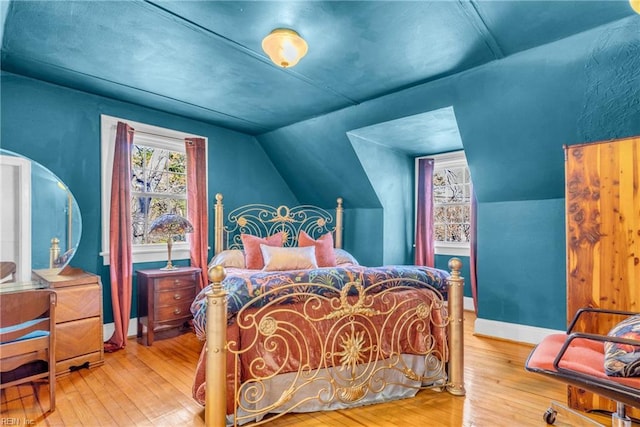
[136,266,201,346]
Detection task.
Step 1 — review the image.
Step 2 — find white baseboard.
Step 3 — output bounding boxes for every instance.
[473,317,564,345]
[463,296,474,312]
[103,319,138,342]
[103,310,563,347]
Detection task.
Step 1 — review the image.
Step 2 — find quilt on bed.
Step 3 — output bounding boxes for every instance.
[190,264,450,340]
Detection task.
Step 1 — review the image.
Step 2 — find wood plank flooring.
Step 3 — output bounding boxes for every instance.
[2,312,636,426]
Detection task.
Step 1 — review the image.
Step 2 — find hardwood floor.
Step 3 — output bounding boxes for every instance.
[1,312,635,426]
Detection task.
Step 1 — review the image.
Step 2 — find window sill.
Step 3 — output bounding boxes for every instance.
[434,244,470,257]
[101,244,190,266]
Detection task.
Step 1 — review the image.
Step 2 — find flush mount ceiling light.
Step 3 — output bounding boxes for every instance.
[631,0,640,14]
[262,28,308,68]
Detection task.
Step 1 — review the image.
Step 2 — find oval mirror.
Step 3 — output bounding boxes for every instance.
[0,149,82,282]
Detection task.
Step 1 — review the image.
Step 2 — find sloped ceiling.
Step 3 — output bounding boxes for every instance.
[1,1,634,135]
[1,1,638,208]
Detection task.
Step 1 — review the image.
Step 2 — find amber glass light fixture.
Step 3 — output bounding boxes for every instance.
[262,28,308,68]
[631,0,640,14]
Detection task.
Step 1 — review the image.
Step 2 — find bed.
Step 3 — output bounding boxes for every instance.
[191,194,465,426]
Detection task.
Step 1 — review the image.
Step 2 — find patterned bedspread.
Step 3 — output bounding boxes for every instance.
[190,264,450,340]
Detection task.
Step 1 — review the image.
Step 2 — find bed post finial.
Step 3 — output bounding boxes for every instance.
[205,264,227,427]
[208,264,226,293]
[214,193,224,256]
[335,197,343,249]
[446,257,465,396]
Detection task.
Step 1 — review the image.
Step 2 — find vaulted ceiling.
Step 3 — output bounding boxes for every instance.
[1,1,635,136]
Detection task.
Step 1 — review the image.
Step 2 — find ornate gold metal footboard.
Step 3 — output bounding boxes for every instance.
[204,259,465,426]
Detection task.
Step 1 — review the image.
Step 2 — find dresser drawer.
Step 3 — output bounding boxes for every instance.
[56,284,101,323]
[56,316,103,362]
[155,287,196,307]
[56,351,104,377]
[155,301,193,322]
[156,274,197,291]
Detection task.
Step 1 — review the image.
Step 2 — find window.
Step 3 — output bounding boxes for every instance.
[417,151,471,256]
[100,115,206,265]
[131,141,187,245]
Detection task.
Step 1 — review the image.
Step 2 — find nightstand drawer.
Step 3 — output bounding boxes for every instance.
[156,275,197,291]
[156,301,193,321]
[156,287,196,306]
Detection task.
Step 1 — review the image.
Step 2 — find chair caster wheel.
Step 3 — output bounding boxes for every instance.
[544,408,557,425]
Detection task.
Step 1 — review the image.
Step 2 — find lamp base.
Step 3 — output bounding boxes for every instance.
[160,264,179,271]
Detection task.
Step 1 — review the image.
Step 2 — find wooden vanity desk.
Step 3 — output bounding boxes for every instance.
[32,267,104,376]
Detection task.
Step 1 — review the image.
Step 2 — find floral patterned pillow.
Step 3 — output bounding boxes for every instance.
[604,314,640,377]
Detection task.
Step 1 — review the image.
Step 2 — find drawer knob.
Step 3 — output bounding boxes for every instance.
[173,294,182,300]
[174,280,180,285]
[174,308,182,315]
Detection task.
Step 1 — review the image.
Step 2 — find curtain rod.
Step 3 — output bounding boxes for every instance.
[127,128,193,142]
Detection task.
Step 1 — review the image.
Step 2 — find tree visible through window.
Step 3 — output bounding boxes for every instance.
[131,144,187,245]
[433,163,471,244]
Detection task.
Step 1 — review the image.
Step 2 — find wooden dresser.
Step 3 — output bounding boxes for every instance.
[564,136,640,417]
[32,267,104,376]
[136,267,200,346]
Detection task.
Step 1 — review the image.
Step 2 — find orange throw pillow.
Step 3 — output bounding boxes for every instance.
[241,232,284,269]
[298,231,337,267]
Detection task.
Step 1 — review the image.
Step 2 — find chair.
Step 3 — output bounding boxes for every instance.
[525,307,640,427]
[0,289,57,412]
[0,261,17,283]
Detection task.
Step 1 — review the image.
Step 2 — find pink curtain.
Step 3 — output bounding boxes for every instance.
[415,158,435,267]
[186,138,209,289]
[470,187,478,313]
[104,122,134,353]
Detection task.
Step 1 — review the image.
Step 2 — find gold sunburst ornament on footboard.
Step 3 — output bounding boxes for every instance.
[203,262,466,426]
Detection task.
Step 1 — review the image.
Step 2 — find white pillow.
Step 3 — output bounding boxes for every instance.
[260,245,318,271]
[208,249,246,269]
[334,248,359,266]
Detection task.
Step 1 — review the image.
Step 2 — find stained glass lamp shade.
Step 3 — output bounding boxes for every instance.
[149,214,194,270]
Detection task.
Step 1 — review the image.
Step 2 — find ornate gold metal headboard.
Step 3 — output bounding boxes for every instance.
[213,193,343,255]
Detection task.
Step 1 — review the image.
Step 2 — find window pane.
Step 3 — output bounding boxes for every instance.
[434,224,446,241]
[131,196,189,244]
[130,143,188,245]
[462,205,471,223]
[430,158,472,246]
[433,186,448,203]
[445,205,463,223]
[168,171,187,195]
[446,223,470,243]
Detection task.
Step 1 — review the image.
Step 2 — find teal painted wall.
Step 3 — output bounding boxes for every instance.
[256,17,640,330]
[0,72,297,324]
[342,208,384,267]
[1,16,638,333]
[477,199,566,329]
[435,255,471,298]
[348,134,414,264]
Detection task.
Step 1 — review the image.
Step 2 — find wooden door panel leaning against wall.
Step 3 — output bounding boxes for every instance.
[565,135,639,416]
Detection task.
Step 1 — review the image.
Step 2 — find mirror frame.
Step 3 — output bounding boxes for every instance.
[0,149,82,279]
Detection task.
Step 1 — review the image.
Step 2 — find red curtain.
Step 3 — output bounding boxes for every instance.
[415,158,435,267]
[186,138,209,289]
[104,122,134,353]
[470,187,478,313]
